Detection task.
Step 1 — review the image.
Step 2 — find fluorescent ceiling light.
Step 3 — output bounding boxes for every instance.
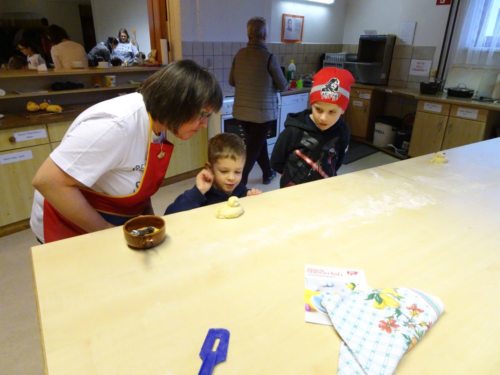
[307,0,335,4]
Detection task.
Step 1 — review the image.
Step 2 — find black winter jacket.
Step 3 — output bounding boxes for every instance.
[270,109,350,187]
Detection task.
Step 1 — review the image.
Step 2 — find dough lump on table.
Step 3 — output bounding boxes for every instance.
[216,196,244,219]
[430,152,448,164]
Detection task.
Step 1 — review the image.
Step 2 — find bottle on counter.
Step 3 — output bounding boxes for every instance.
[287,59,296,81]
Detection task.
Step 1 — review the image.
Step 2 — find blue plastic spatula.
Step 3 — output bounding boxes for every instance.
[198,328,230,375]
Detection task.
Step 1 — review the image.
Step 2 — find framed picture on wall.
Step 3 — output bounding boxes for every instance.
[281,14,304,43]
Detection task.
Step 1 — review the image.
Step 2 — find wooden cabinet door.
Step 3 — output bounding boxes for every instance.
[165,129,207,178]
[442,118,486,150]
[408,112,448,157]
[47,121,71,143]
[0,125,49,152]
[0,144,51,226]
[345,98,369,138]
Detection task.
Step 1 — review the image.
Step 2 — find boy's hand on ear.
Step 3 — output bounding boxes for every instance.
[246,188,262,196]
[196,168,214,194]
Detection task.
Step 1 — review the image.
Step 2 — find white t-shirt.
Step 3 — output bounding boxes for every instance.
[27,54,46,70]
[51,40,88,69]
[30,92,154,241]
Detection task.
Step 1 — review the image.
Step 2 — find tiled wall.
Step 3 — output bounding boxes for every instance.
[389,45,437,89]
[182,41,436,92]
[182,41,342,92]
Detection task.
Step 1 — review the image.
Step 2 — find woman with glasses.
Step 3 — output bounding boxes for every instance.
[30,60,222,243]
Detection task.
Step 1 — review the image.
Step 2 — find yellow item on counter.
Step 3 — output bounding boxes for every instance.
[45,104,63,113]
[26,101,40,112]
[39,101,49,110]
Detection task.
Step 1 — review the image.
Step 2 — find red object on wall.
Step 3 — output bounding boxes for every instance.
[436,0,451,5]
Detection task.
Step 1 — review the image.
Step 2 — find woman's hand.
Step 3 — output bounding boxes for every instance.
[246,188,262,196]
[195,168,214,194]
[32,158,114,233]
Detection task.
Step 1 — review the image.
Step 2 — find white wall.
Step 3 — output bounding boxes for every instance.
[90,0,150,54]
[181,0,448,48]
[46,1,84,45]
[181,0,346,43]
[343,0,450,52]
[270,0,346,43]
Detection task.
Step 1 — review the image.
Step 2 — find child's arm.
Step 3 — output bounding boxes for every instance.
[164,169,214,215]
[246,188,262,196]
[195,168,214,194]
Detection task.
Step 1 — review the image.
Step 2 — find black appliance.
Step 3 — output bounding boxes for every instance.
[343,34,396,85]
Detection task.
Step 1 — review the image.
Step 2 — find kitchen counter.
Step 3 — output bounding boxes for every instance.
[351,83,500,112]
[31,138,500,374]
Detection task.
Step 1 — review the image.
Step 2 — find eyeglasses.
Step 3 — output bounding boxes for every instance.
[199,110,212,121]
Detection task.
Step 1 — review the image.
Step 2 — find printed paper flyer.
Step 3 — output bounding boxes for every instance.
[305,265,368,325]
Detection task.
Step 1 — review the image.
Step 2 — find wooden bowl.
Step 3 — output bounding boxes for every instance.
[123,215,166,250]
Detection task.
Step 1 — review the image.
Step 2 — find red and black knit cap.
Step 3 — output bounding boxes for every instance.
[309,67,355,111]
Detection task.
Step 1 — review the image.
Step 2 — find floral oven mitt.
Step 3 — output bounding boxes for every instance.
[322,288,444,375]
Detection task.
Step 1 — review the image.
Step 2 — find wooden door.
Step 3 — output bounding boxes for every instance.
[0,144,51,226]
[442,118,486,150]
[408,112,448,157]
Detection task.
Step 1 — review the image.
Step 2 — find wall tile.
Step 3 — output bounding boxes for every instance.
[203,56,213,69]
[213,55,224,69]
[222,42,232,55]
[223,55,233,69]
[213,42,222,56]
[203,42,213,56]
[182,41,193,56]
[192,42,203,56]
[393,45,412,59]
[389,58,410,81]
[231,42,241,54]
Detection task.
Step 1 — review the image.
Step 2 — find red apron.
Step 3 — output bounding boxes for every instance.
[43,139,173,243]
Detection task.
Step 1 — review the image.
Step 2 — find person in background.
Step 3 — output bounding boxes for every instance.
[270,67,354,188]
[112,28,139,65]
[30,60,222,243]
[7,55,27,70]
[16,38,46,70]
[229,17,288,187]
[87,37,119,66]
[165,133,262,215]
[47,24,88,69]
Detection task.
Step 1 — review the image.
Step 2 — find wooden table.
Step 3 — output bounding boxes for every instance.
[31,139,500,374]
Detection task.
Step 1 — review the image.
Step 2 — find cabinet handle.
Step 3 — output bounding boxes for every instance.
[8,136,16,144]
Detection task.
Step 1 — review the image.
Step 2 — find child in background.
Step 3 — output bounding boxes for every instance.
[270,67,354,188]
[165,133,262,215]
[17,39,46,70]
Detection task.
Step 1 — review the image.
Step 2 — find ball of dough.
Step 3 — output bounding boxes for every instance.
[216,196,244,219]
[430,152,448,164]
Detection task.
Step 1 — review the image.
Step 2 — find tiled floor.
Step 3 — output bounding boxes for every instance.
[0,151,398,374]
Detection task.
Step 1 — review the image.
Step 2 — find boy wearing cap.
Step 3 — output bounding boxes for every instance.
[271,67,355,187]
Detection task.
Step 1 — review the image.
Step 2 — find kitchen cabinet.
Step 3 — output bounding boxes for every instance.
[441,105,492,150]
[409,101,496,157]
[0,125,51,227]
[344,87,384,140]
[279,92,309,133]
[408,101,450,157]
[47,121,71,150]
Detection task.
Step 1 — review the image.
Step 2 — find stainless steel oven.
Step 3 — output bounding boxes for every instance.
[208,96,278,155]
